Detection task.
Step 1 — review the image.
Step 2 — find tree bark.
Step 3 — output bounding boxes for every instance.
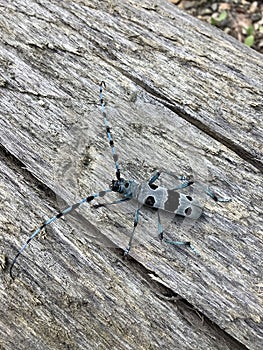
[0,1,262,349]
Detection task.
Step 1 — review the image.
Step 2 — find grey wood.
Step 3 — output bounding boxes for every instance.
[0,1,262,350]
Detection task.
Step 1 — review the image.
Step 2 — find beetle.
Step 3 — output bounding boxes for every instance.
[10,81,230,278]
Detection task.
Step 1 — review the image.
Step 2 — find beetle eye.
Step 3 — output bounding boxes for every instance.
[124,182,129,188]
[185,207,192,216]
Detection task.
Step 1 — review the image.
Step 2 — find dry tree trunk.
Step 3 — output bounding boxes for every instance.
[0,1,262,350]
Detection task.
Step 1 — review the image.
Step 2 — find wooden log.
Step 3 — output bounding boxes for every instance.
[0,1,262,349]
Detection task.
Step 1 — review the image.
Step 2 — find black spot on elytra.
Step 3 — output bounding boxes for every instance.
[164,190,180,212]
[145,196,155,207]
[184,207,192,216]
[149,183,158,190]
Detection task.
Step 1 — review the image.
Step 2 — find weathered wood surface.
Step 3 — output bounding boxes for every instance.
[0,1,262,349]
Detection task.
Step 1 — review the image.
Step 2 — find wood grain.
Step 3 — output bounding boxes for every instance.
[0,1,262,349]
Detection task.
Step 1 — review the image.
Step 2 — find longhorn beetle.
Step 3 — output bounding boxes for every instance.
[10,81,231,278]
